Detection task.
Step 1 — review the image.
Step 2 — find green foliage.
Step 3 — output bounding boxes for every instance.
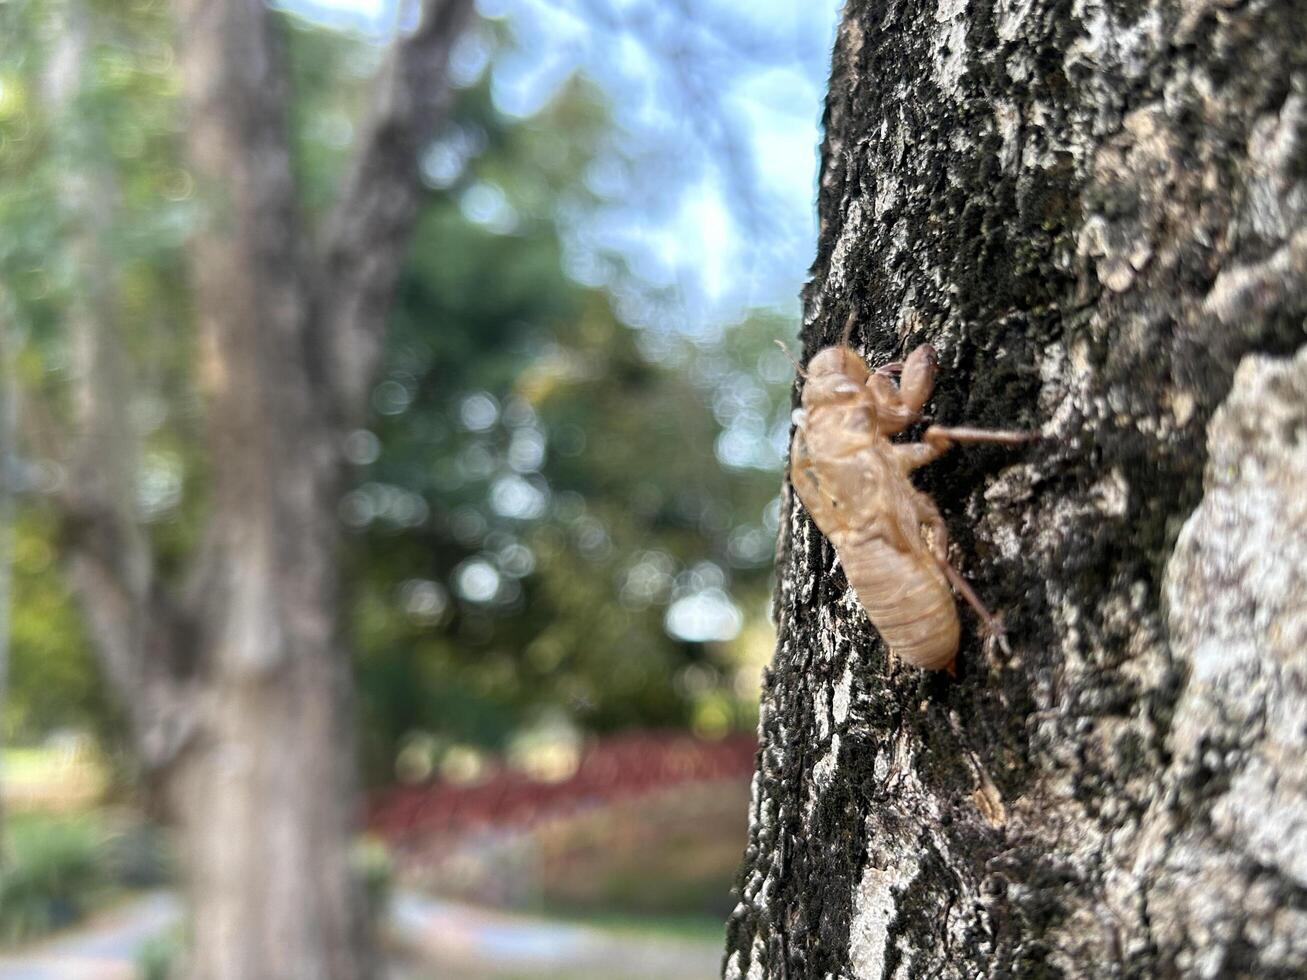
[1,7,793,783]
[346,73,791,778]
[352,836,395,926]
[0,0,182,747]
[4,514,113,742]
[136,927,184,980]
[0,814,108,945]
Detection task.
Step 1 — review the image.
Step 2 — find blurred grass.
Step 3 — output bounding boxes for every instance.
[0,812,111,945]
[0,806,172,948]
[136,925,187,980]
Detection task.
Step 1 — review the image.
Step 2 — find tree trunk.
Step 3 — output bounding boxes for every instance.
[29,0,471,975]
[161,2,370,974]
[172,650,367,979]
[726,2,1307,978]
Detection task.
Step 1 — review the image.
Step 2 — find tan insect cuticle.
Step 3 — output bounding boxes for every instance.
[789,330,1036,673]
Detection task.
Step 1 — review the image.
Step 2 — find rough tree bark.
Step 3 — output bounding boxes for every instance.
[37,1,473,977]
[726,2,1307,978]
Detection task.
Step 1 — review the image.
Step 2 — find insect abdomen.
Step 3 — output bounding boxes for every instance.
[838,538,960,671]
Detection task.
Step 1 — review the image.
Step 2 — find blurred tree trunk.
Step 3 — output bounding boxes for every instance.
[44,0,473,976]
[726,2,1307,978]
[0,314,14,866]
[167,5,367,969]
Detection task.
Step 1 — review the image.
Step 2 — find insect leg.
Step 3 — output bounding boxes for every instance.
[911,490,951,564]
[940,564,1008,647]
[894,425,1036,473]
[924,425,1037,445]
[913,491,1011,653]
[867,345,938,435]
[896,344,939,415]
[892,440,950,474]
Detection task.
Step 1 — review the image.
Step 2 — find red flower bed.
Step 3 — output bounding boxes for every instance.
[367,730,757,848]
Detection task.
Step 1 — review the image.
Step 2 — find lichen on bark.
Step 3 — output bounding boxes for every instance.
[1140,347,1307,978]
[724,0,1307,977]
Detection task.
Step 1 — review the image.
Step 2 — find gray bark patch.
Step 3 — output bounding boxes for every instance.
[1138,346,1307,978]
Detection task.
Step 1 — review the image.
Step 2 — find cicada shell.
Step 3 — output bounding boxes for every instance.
[790,341,1032,673]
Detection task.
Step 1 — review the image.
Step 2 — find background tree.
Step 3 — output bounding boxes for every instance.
[726,1,1307,977]
[341,67,792,778]
[2,0,813,970]
[1,6,793,784]
[4,0,476,974]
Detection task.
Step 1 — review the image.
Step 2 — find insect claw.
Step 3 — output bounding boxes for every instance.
[982,613,1011,657]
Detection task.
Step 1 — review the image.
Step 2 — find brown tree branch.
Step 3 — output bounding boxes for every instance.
[321,0,477,417]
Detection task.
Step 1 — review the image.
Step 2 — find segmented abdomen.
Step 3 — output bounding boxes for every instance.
[836,534,960,671]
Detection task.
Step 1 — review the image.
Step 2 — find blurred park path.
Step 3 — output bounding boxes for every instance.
[0,733,741,978]
[0,890,722,979]
[0,891,176,980]
[391,891,721,979]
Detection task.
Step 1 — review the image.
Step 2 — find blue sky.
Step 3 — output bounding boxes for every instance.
[282,0,842,325]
